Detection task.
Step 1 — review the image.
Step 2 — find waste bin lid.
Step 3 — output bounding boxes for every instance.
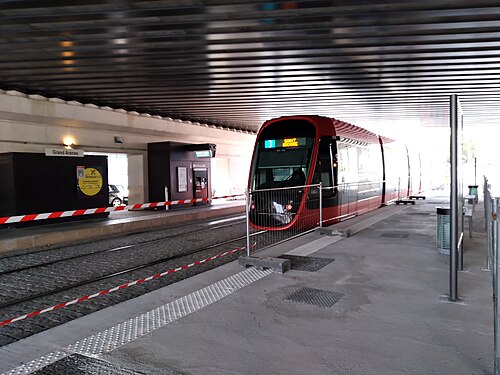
[436,207,450,215]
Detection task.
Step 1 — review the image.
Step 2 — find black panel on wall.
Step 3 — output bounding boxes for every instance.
[147,142,172,203]
[0,153,108,220]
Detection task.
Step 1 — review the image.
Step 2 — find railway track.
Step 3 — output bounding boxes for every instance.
[0,215,263,346]
[0,233,249,310]
[0,216,247,275]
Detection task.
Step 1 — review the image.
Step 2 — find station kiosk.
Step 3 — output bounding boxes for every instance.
[147,142,216,207]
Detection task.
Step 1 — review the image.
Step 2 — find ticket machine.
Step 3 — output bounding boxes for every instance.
[193,167,209,200]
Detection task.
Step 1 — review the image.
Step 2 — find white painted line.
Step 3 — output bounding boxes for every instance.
[208,215,246,225]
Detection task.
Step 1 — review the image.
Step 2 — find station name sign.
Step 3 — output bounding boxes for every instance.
[45,148,84,157]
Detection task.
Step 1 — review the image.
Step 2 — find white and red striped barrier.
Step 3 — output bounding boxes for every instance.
[0,194,244,225]
[0,244,251,327]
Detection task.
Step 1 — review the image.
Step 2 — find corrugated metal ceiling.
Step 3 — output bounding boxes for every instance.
[1,0,500,133]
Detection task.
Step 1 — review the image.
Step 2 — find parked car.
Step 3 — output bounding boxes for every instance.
[109,184,129,207]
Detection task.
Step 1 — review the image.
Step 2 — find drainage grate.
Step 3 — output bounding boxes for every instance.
[285,287,344,308]
[380,233,409,238]
[278,255,334,272]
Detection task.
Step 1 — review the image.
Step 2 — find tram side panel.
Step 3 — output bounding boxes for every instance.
[354,141,384,215]
[381,140,410,203]
[332,118,384,221]
[306,135,340,227]
[407,146,423,196]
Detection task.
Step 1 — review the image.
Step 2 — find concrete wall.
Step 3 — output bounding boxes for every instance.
[0,90,256,202]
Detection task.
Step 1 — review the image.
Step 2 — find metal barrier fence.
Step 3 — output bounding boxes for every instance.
[245,184,322,256]
[483,176,500,375]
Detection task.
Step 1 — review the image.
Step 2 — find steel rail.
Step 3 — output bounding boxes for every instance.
[0,231,263,311]
[0,218,247,276]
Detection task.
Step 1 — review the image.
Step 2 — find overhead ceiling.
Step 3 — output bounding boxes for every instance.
[1,0,500,134]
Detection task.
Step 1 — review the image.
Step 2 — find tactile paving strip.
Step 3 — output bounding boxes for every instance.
[278,255,334,272]
[285,287,344,308]
[3,267,272,375]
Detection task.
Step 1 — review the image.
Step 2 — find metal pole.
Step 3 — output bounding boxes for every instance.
[494,198,500,375]
[245,188,251,257]
[449,94,459,301]
[458,233,464,271]
[490,198,496,273]
[486,195,492,272]
[164,186,169,211]
[319,182,323,228]
[486,179,490,233]
[474,157,477,186]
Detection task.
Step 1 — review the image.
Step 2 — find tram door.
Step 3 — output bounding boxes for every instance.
[193,168,209,200]
[337,143,359,219]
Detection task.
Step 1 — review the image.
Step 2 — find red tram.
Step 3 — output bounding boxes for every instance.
[248,115,421,230]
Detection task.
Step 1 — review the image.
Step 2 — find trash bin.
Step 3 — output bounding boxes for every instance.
[468,185,479,204]
[436,207,450,255]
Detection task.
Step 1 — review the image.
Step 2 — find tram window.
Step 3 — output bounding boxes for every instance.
[258,148,309,168]
[358,144,381,183]
[252,142,312,189]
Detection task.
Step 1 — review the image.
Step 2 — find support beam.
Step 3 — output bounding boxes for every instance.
[449,94,464,302]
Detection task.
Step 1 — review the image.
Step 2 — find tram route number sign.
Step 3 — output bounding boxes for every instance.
[264,137,306,149]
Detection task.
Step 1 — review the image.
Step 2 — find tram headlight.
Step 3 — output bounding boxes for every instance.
[285,203,292,211]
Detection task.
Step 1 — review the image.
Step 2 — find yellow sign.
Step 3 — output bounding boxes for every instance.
[78,167,103,196]
[282,138,299,147]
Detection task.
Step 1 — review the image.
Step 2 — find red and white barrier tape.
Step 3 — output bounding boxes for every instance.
[0,194,244,225]
[0,245,249,327]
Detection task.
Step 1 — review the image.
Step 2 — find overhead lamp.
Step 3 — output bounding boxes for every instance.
[63,136,76,149]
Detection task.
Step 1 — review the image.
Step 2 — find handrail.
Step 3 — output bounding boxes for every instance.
[250,179,391,194]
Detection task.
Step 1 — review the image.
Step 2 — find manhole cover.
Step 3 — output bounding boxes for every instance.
[285,287,344,308]
[278,255,334,272]
[380,233,409,238]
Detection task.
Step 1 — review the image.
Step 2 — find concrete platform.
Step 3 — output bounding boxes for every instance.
[0,200,245,254]
[0,191,493,374]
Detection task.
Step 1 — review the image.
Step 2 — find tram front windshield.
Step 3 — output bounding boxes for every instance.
[251,136,314,190]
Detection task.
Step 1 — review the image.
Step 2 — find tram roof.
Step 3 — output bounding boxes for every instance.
[1,1,499,134]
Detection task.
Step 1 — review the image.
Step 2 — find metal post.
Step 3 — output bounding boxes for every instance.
[491,199,496,273]
[245,188,251,257]
[458,233,464,271]
[494,198,500,375]
[474,157,477,185]
[319,182,323,228]
[449,94,459,301]
[486,196,493,271]
[164,186,169,211]
[486,180,490,233]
